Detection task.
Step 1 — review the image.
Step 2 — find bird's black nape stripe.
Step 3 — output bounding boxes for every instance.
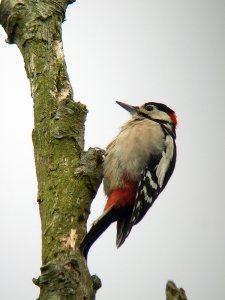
[160,122,176,139]
[137,111,174,128]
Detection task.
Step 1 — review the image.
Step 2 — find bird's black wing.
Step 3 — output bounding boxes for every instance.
[118,134,176,245]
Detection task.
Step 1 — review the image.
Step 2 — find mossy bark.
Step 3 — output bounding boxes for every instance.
[0,1,103,299]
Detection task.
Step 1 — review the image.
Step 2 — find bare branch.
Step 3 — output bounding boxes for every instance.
[166,281,188,300]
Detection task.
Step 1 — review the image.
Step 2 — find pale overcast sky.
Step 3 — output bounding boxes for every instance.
[0,1,225,299]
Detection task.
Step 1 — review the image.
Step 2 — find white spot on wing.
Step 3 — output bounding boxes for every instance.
[156,135,174,188]
[143,186,152,203]
[146,170,158,190]
[136,201,141,208]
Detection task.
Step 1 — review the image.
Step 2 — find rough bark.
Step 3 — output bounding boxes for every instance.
[0,1,103,299]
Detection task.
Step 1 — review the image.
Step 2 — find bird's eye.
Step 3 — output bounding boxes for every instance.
[144,104,154,111]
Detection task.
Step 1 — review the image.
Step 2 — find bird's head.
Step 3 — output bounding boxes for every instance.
[116,101,177,128]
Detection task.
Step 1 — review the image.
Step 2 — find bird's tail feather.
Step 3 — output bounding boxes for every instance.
[116,216,132,247]
[80,206,117,260]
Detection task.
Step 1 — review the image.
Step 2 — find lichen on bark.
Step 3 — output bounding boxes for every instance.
[0,0,103,299]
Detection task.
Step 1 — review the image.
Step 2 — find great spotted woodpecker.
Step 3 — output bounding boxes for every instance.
[80,101,177,259]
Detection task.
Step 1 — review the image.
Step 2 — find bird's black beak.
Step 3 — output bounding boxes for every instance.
[116,101,138,115]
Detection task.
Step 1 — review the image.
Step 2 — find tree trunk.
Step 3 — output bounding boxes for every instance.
[0,1,103,299]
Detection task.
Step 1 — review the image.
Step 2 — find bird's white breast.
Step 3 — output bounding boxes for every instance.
[103,119,165,195]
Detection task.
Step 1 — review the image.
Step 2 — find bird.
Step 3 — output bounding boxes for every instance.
[80,101,177,259]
